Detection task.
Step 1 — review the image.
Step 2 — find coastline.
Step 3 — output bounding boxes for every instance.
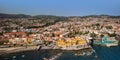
[0,46,38,56]
[0,46,92,56]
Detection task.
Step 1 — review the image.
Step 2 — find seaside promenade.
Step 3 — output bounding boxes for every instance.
[0,44,92,55]
[0,46,38,55]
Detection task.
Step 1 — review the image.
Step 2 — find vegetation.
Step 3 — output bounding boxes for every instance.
[0,40,9,45]
[0,13,31,18]
[90,32,97,38]
[100,34,104,38]
[107,33,117,37]
[105,26,113,29]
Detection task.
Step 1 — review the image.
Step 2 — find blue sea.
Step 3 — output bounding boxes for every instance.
[1,46,120,60]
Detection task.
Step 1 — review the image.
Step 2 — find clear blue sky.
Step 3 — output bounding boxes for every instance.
[0,0,120,16]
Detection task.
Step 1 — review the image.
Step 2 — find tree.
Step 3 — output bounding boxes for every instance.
[0,40,9,45]
[105,26,113,29]
[108,33,116,37]
[78,31,83,35]
[51,33,55,37]
[68,32,75,38]
[90,32,97,38]
[100,34,104,38]
[95,23,100,26]
[84,31,89,35]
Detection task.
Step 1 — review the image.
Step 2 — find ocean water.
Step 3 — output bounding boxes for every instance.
[93,46,120,60]
[1,46,120,60]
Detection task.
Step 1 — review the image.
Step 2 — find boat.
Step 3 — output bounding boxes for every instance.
[47,53,63,60]
[74,52,85,56]
[12,56,16,59]
[43,58,49,60]
[95,55,98,58]
[21,55,25,57]
[86,52,92,56]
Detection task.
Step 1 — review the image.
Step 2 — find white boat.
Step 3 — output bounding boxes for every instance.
[21,55,25,57]
[74,52,85,56]
[12,56,16,59]
[95,55,98,58]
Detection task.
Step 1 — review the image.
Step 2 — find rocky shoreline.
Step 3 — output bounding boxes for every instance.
[0,46,93,58]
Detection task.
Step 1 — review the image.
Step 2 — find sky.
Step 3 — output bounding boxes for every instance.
[0,0,120,16]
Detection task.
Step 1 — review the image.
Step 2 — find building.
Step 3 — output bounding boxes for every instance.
[94,36,119,47]
[56,37,89,50]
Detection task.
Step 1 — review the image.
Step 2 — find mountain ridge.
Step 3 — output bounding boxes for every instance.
[0,13,120,18]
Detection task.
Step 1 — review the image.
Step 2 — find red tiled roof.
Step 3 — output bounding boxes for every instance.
[6,32,26,35]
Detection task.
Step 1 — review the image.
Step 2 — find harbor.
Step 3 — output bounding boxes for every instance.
[1,45,120,60]
[0,0,120,60]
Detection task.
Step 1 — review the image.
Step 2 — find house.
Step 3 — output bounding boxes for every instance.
[3,32,27,45]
